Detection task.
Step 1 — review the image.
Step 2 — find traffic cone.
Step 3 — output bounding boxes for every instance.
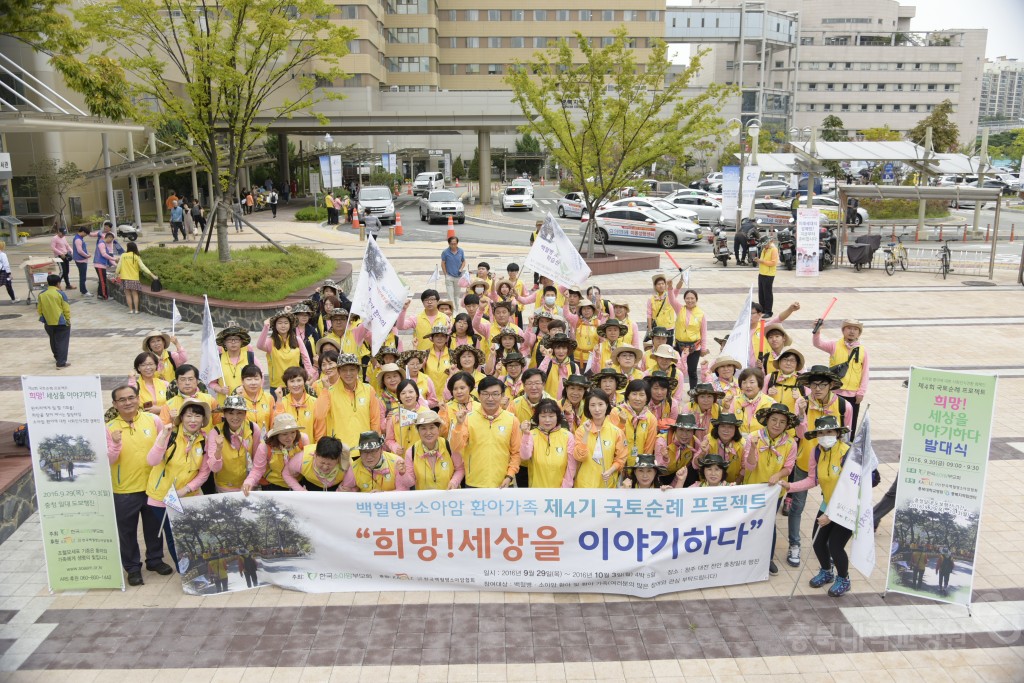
[406,184,412,196]
[395,212,404,236]
[447,215,455,240]
[352,213,360,231]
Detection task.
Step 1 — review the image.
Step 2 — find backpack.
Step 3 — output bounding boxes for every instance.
[13,424,28,448]
[191,204,201,219]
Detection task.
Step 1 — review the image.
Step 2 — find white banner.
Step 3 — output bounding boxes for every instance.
[740,165,761,216]
[22,375,123,591]
[318,156,331,188]
[524,212,592,287]
[720,166,739,221]
[350,239,410,357]
[825,411,879,577]
[330,155,343,189]
[199,294,223,386]
[721,285,753,368]
[795,208,821,277]
[169,485,779,597]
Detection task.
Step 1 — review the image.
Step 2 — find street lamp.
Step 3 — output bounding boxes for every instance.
[324,133,334,191]
[727,117,761,230]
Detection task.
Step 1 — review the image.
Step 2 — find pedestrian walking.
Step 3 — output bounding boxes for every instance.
[93,232,118,300]
[0,241,15,303]
[268,188,279,218]
[115,242,156,315]
[757,230,779,317]
[50,223,73,289]
[182,201,194,240]
[441,236,466,311]
[72,225,92,296]
[169,200,185,242]
[37,274,71,368]
[363,207,382,240]
[233,197,244,232]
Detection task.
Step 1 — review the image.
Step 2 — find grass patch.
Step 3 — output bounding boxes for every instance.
[860,198,950,220]
[295,206,328,221]
[139,246,335,302]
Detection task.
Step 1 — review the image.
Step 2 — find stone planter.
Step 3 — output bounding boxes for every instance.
[108,260,352,331]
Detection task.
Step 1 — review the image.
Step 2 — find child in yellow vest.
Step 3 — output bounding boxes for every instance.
[647,275,677,340]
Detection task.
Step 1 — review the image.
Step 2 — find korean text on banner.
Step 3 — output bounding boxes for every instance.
[350,239,410,357]
[825,410,879,577]
[168,485,780,597]
[740,165,761,216]
[721,286,754,368]
[884,367,997,606]
[524,212,592,288]
[318,156,331,188]
[198,295,223,386]
[22,375,124,591]
[796,208,821,277]
[720,166,740,220]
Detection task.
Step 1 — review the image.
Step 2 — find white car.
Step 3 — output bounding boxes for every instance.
[602,198,700,225]
[412,171,444,197]
[589,205,701,249]
[501,186,534,212]
[356,186,396,225]
[557,192,585,218]
[754,179,791,198]
[665,188,722,203]
[419,190,465,224]
[995,173,1021,192]
[510,178,534,196]
[809,196,869,226]
[665,195,724,225]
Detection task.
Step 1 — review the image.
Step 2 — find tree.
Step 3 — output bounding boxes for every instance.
[909,100,960,153]
[860,126,902,142]
[713,132,777,173]
[468,148,480,181]
[819,115,846,180]
[452,155,466,181]
[70,0,356,261]
[29,159,83,229]
[505,27,732,257]
[514,133,543,176]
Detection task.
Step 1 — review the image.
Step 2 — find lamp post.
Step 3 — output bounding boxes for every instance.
[727,117,761,230]
[324,133,334,192]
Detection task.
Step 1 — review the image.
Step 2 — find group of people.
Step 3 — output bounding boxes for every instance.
[103,255,872,598]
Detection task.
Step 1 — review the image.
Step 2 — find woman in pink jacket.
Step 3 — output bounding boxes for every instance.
[50,224,73,288]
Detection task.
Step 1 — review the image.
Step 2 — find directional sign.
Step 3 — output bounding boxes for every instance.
[882,162,895,183]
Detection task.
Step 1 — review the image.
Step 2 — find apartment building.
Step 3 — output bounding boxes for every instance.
[979,57,1024,121]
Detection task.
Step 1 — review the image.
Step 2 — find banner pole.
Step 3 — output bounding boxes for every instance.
[788,522,821,600]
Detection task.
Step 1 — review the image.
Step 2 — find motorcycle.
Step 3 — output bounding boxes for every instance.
[745,218,763,268]
[777,222,796,270]
[712,227,731,266]
[819,225,838,270]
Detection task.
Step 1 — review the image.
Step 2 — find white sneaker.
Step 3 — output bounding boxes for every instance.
[787,544,801,567]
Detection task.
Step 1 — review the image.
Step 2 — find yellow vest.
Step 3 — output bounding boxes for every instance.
[218,352,248,400]
[325,382,376,447]
[323,330,361,357]
[743,430,796,497]
[543,360,575,398]
[410,439,455,491]
[242,390,275,434]
[108,412,160,494]
[214,421,255,490]
[674,306,704,344]
[352,451,401,492]
[730,393,775,435]
[759,245,778,276]
[265,442,303,488]
[619,316,636,346]
[414,312,452,351]
[815,442,850,505]
[138,378,168,411]
[829,342,865,393]
[267,342,301,388]
[298,453,346,490]
[163,392,217,422]
[612,405,658,469]
[573,421,624,489]
[527,428,571,488]
[650,294,676,330]
[146,429,206,501]
[388,410,422,454]
[413,373,433,403]
[278,394,316,441]
[461,410,519,488]
[574,319,600,363]
[423,348,452,397]
[705,437,747,483]
[156,350,177,382]
[512,394,542,427]
[796,393,845,471]
[663,437,697,478]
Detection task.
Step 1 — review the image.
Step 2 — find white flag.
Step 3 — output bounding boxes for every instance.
[682,267,691,289]
[524,212,592,287]
[162,484,185,514]
[826,410,879,577]
[350,238,409,357]
[426,264,440,290]
[400,408,418,427]
[721,286,753,367]
[198,295,223,385]
[171,299,181,336]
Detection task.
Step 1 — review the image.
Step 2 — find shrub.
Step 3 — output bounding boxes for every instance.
[139,246,335,302]
[859,199,949,220]
[295,206,328,221]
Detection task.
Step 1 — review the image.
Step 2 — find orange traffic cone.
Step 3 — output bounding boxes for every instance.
[352,213,360,231]
[406,184,412,196]
[395,212,404,236]
[447,215,455,240]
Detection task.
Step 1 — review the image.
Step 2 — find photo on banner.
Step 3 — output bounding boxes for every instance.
[22,375,124,591]
[795,207,821,277]
[168,486,779,597]
[884,367,997,606]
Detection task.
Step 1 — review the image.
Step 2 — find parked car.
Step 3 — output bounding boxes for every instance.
[602,198,700,225]
[412,171,444,197]
[665,188,722,203]
[666,194,724,225]
[808,196,869,226]
[753,179,791,198]
[588,205,701,249]
[995,173,1021,192]
[511,178,534,196]
[419,189,464,224]
[357,186,396,225]
[700,172,723,191]
[501,186,534,212]
[557,192,585,218]
[640,179,687,197]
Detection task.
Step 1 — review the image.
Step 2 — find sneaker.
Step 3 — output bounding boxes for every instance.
[781,495,792,516]
[146,561,174,576]
[82,292,93,297]
[769,561,779,576]
[828,576,851,597]
[809,567,835,588]
[787,544,801,567]
[127,571,144,586]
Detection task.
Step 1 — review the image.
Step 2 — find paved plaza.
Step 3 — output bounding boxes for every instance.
[0,203,1022,682]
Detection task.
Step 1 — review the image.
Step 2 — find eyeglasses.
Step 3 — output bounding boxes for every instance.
[114,396,138,404]
[479,391,502,399]
[809,381,831,389]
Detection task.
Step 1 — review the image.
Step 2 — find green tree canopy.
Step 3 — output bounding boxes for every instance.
[505,27,732,256]
[909,100,960,153]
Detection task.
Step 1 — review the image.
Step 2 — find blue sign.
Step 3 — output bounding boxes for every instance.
[882,163,895,183]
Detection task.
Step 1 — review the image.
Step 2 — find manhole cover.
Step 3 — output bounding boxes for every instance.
[0,313,21,320]
[962,281,997,287]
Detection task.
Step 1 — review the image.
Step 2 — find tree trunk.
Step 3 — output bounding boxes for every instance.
[216,132,232,262]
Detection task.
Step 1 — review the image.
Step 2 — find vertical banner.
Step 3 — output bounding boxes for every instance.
[720,285,753,368]
[720,166,740,221]
[443,153,452,182]
[825,411,879,577]
[795,208,821,277]
[885,368,997,606]
[22,376,124,591]
[330,155,343,188]
[350,238,410,356]
[318,155,331,189]
[524,212,592,287]
[740,165,761,216]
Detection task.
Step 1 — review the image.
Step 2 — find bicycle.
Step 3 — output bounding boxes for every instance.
[883,235,908,276]
[938,239,954,280]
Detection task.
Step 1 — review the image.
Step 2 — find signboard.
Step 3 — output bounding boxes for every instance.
[0,152,12,180]
[795,207,821,277]
[168,485,780,597]
[309,172,321,195]
[428,149,444,157]
[884,368,997,606]
[720,166,740,220]
[114,189,126,223]
[882,162,895,183]
[22,375,124,591]
[318,155,331,188]
[443,153,451,182]
[740,165,761,216]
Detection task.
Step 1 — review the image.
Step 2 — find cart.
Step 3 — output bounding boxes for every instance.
[22,258,61,306]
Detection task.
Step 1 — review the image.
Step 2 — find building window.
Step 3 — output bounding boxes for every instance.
[841,104,850,111]
[600,36,614,47]
[510,37,524,48]
[646,10,660,21]
[579,10,591,21]
[800,37,814,45]
[946,63,957,71]
[827,62,836,70]
[442,9,455,20]
[488,9,500,20]
[824,104,832,111]
[623,10,636,21]
[808,104,816,111]
[826,83,835,91]
[445,37,456,48]
[929,63,939,71]
[944,84,954,91]
[913,63,921,70]
[465,9,478,20]
[533,37,552,48]
[465,37,479,48]
[860,83,869,91]
[896,63,904,70]
[909,104,918,112]
[466,64,480,74]
[390,28,427,44]
[877,83,886,91]
[488,37,502,48]
[511,9,524,21]
[386,56,431,72]
[556,10,569,21]
[860,104,868,111]
[845,62,852,70]
[12,176,39,215]
[602,10,615,21]
[534,10,547,20]
[875,104,883,111]
[927,84,936,91]
[892,104,901,111]
[393,0,427,15]
[488,64,503,75]
[841,83,850,91]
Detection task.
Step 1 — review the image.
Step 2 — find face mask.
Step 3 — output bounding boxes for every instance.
[818,435,838,449]
[544,295,556,306]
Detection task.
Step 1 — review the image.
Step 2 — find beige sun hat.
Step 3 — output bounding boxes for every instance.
[142,330,172,352]
[174,397,211,428]
[651,344,680,361]
[266,413,301,440]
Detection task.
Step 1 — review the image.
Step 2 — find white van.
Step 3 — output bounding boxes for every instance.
[413,172,444,197]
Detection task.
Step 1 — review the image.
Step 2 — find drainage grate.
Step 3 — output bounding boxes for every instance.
[962,281,997,287]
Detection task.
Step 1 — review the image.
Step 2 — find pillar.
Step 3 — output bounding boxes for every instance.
[277,133,290,187]
[102,133,116,225]
[478,129,491,206]
[126,133,142,227]
[150,133,164,229]
[190,166,199,203]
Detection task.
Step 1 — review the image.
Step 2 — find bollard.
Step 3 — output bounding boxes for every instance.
[939,224,943,241]
[915,223,920,242]
[985,224,990,242]
[1011,224,1016,242]
[962,225,967,241]
[388,225,395,245]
